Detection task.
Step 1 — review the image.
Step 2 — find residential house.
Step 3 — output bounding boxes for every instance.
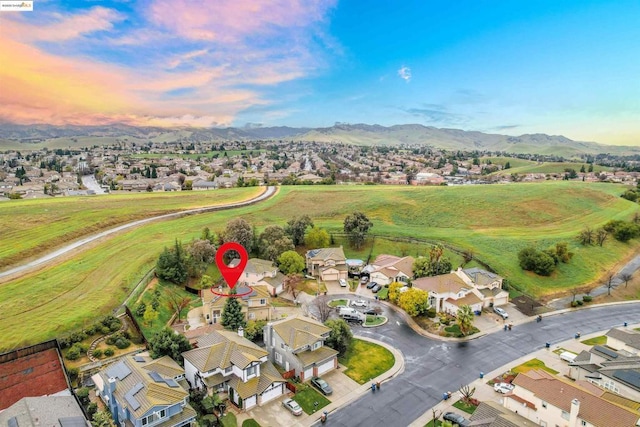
[0,396,89,427]
[459,267,509,309]
[239,258,286,297]
[466,401,532,427]
[411,172,445,186]
[305,247,348,282]
[606,327,640,355]
[504,369,640,427]
[264,316,338,381]
[191,180,218,191]
[93,354,196,427]
[201,285,272,325]
[366,254,415,286]
[182,330,285,410]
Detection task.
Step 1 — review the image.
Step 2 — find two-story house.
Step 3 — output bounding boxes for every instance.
[305,247,348,282]
[182,330,285,410]
[264,316,338,381]
[458,267,509,309]
[365,254,415,285]
[504,369,640,427]
[93,354,196,427]
[239,258,286,297]
[202,285,272,325]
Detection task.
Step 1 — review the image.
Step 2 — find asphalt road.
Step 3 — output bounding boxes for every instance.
[0,186,277,280]
[324,297,640,427]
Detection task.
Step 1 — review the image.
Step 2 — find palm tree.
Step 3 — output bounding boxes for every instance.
[456,305,475,336]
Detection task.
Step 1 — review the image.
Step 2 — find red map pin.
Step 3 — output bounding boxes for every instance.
[216,242,248,289]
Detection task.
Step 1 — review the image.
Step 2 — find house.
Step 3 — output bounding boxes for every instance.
[264,316,338,381]
[93,354,196,427]
[459,267,509,309]
[305,247,348,282]
[182,329,285,410]
[366,254,414,285]
[239,258,286,297]
[192,180,218,191]
[411,172,445,186]
[606,327,640,355]
[504,369,640,427]
[202,285,272,325]
[466,401,532,427]
[0,396,89,427]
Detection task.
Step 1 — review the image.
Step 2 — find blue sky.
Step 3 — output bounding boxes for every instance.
[1,0,638,145]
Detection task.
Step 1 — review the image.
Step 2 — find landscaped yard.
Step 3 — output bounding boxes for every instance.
[364,315,385,326]
[241,420,261,427]
[377,287,389,300]
[581,335,607,346]
[220,412,237,427]
[443,324,480,338]
[329,299,348,307]
[292,387,330,415]
[453,399,478,414]
[339,338,395,384]
[512,358,559,375]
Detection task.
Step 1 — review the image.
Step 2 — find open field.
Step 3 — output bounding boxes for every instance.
[0,187,262,270]
[484,157,613,175]
[0,181,638,350]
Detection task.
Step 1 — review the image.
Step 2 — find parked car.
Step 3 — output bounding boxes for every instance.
[366,281,378,289]
[360,276,369,285]
[351,299,367,307]
[493,382,515,394]
[282,398,303,416]
[443,412,470,427]
[364,308,377,315]
[371,283,382,293]
[339,279,348,287]
[311,377,333,395]
[493,306,509,319]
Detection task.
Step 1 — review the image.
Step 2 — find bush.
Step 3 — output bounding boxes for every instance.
[571,301,579,308]
[76,387,90,405]
[104,348,115,357]
[84,325,98,336]
[92,349,103,358]
[135,302,147,317]
[58,337,71,349]
[67,367,79,382]
[426,307,437,318]
[583,295,593,303]
[69,331,87,343]
[100,326,111,335]
[87,402,98,420]
[66,347,81,360]
[114,338,131,349]
[576,300,584,306]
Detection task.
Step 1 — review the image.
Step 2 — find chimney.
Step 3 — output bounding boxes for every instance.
[238,327,244,338]
[569,398,580,427]
[107,377,117,397]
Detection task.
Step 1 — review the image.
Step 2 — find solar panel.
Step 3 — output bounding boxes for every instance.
[613,370,640,388]
[124,382,144,411]
[58,416,88,427]
[594,345,619,359]
[106,361,132,380]
[133,355,145,363]
[8,417,18,427]
[148,371,163,382]
[164,378,179,388]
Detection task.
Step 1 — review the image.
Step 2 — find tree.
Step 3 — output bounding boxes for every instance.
[284,274,303,299]
[143,306,158,327]
[578,227,594,245]
[312,295,332,323]
[620,272,633,288]
[259,225,294,261]
[148,327,192,365]
[596,228,608,247]
[413,247,453,278]
[221,218,254,254]
[388,282,404,304]
[92,411,115,427]
[277,251,305,275]
[458,383,476,404]
[186,239,216,277]
[456,305,475,336]
[166,289,192,322]
[343,211,373,249]
[324,318,353,356]
[613,222,639,242]
[606,273,616,296]
[518,247,556,276]
[430,409,442,427]
[398,288,430,316]
[221,291,246,332]
[285,215,314,246]
[244,319,267,342]
[155,240,188,284]
[305,227,330,248]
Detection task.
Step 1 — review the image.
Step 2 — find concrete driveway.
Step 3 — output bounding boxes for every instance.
[239,368,360,427]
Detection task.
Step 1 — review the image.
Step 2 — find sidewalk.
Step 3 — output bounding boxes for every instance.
[408,323,640,426]
[297,335,406,427]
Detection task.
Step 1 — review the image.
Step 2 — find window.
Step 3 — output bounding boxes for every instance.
[312,341,321,350]
[260,298,266,305]
[542,401,547,408]
[275,352,282,363]
[247,365,256,377]
[561,410,570,420]
[249,312,255,319]
[581,421,587,426]
[225,366,233,374]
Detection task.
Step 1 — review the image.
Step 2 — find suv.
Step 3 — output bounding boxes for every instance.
[493,306,509,319]
[443,412,469,427]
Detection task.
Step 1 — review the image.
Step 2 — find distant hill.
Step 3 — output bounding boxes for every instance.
[0,122,637,156]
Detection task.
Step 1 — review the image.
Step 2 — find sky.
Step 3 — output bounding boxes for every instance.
[0,0,639,145]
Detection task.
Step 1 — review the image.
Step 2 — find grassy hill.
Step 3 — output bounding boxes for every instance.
[0,182,638,350]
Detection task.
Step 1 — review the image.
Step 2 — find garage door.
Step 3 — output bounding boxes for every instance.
[316,359,334,376]
[303,367,313,381]
[244,395,257,410]
[322,273,338,281]
[260,383,283,404]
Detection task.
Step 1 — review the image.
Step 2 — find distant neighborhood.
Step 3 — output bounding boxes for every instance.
[0,139,638,199]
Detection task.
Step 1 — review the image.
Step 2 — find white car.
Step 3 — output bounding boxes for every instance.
[493,306,509,319]
[494,382,515,394]
[339,279,348,287]
[351,299,367,307]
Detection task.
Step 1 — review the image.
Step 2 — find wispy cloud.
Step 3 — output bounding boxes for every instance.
[402,104,469,126]
[397,66,411,82]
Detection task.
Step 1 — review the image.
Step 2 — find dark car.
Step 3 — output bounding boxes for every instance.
[443,412,470,427]
[366,281,378,289]
[371,283,382,293]
[363,308,377,315]
[311,376,333,395]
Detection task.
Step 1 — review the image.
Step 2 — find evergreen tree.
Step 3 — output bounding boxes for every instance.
[155,240,188,284]
[221,290,246,332]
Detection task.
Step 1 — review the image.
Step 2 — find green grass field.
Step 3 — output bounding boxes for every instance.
[0,181,638,350]
[339,338,395,384]
[0,187,262,270]
[484,157,612,175]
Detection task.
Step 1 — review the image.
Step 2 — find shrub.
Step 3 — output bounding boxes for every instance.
[66,347,81,360]
[135,302,147,317]
[84,325,98,336]
[583,295,593,303]
[104,348,115,357]
[576,300,584,306]
[87,403,98,420]
[67,367,79,382]
[426,307,437,318]
[92,349,103,358]
[58,337,71,349]
[69,331,87,343]
[114,338,131,349]
[76,387,90,405]
[100,326,111,335]
[571,301,579,308]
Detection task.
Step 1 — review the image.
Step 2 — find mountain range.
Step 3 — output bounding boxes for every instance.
[0,122,637,157]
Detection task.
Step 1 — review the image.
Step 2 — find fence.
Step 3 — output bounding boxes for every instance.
[282,369,296,380]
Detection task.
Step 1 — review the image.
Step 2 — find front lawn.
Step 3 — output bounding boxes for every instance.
[364,315,385,326]
[220,413,237,427]
[241,420,261,427]
[339,338,395,384]
[581,335,607,346]
[329,299,348,307]
[292,387,330,414]
[453,399,478,414]
[512,358,559,375]
[377,287,388,300]
[443,324,480,338]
